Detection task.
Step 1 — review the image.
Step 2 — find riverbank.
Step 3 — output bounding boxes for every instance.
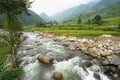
[33,31,120,79]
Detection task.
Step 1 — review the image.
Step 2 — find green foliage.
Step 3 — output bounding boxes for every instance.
[36,22,45,27]
[0,0,31,15]
[87,19,91,24]
[0,59,23,80]
[0,68,22,80]
[77,17,82,24]
[92,15,102,25]
[118,23,120,29]
[53,20,58,24]
[0,0,32,69]
[0,10,44,26]
[18,10,45,25]
[105,16,120,24]
[98,2,120,18]
[0,42,10,62]
[24,23,120,37]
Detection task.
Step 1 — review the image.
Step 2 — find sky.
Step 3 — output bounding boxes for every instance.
[29,0,96,16]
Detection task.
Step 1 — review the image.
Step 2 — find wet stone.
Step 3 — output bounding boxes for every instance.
[37,54,53,64]
[53,72,63,80]
[93,72,100,80]
[83,60,93,68]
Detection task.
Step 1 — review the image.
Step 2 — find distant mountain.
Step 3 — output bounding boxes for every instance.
[18,10,45,25]
[51,0,100,22]
[51,0,120,22]
[40,12,52,22]
[77,1,120,22]
[0,10,45,26]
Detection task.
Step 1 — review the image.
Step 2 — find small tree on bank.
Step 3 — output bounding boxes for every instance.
[77,17,82,24]
[92,15,102,25]
[118,23,120,29]
[0,0,32,67]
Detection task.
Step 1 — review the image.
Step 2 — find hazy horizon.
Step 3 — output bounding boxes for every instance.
[30,0,97,16]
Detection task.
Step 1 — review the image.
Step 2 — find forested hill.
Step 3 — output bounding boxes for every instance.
[18,10,45,25]
[51,0,120,22]
[96,2,120,18]
[76,2,120,22]
[0,10,44,26]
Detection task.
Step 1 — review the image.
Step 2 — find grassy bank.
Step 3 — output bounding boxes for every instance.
[24,24,120,37]
[0,42,10,62]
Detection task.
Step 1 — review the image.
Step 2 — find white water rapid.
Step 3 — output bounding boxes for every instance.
[17,32,110,80]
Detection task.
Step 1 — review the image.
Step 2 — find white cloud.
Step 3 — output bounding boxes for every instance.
[29,0,96,16]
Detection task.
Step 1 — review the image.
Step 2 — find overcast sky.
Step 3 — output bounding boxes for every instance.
[29,0,96,16]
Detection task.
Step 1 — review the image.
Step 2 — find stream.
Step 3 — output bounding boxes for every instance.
[17,32,110,80]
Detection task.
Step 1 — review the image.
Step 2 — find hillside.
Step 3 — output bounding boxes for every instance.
[76,2,120,23]
[0,10,44,26]
[105,16,120,24]
[92,0,120,11]
[97,2,120,18]
[51,0,120,23]
[40,12,52,22]
[51,1,99,22]
[18,10,44,25]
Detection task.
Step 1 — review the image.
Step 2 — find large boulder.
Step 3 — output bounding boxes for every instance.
[53,72,63,80]
[37,55,53,64]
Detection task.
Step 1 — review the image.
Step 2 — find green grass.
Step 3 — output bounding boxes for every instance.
[23,24,120,37]
[41,29,120,37]
[105,16,120,24]
[0,42,10,62]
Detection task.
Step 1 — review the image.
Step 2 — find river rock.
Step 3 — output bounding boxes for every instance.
[101,34,112,37]
[83,60,93,68]
[93,72,100,80]
[111,56,120,65]
[20,35,27,41]
[114,47,120,55]
[53,72,63,80]
[110,65,117,73]
[69,44,76,50]
[25,48,33,50]
[37,55,53,64]
[76,43,83,50]
[87,48,100,58]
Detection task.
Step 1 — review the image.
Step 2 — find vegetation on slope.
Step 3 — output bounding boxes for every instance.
[0,10,45,26]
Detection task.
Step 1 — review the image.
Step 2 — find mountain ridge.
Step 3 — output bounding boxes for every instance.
[51,0,120,22]
[0,10,44,26]
[40,12,52,22]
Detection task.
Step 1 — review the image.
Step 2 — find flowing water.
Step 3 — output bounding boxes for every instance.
[17,32,110,80]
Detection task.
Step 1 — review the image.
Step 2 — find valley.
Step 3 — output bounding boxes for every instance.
[0,0,120,80]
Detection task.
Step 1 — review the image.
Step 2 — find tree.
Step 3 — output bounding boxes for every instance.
[53,20,58,24]
[87,19,91,24]
[0,0,32,67]
[36,21,45,27]
[77,17,82,24]
[92,15,102,25]
[118,23,120,29]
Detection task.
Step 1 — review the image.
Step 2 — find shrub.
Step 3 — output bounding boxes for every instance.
[0,68,22,80]
[118,23,120,29]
